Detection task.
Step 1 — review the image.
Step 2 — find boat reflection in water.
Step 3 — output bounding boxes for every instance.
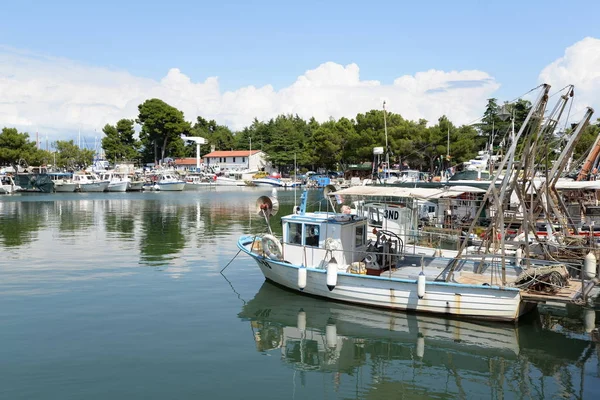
[239,281,599,398]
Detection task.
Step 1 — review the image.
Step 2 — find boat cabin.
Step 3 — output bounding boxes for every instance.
[281,212,368,268]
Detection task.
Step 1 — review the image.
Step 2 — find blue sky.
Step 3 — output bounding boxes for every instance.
[1,0,600,140]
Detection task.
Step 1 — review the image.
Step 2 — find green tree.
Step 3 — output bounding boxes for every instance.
[101,119,140,163]
[308,120,342,170]
[137,99,190,164]
[0,127,42,166]
[264,115,311,172]
[53,140,95,169]
[574,118,600,162]
[190,116,235,155]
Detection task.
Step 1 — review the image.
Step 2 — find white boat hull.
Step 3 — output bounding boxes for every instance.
[215,177,246,186]
[107,181,128,192]
[127,181,144,191]
[252,178,284,187]
[184,182,215,190]
[78,182,110,192]
[238,236,525,322]
[0,185,16,194]
[53,182,77,192]
[157,182,186,191]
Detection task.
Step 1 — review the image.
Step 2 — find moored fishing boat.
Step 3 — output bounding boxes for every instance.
[14,166,54,193]
[98,171,129,192]
[237,191,541,322]
[155,172,186,191]
[252,176,301,188]
[49,172,77,192]
[73,172,110,192]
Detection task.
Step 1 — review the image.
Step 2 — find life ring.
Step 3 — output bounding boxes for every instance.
[262,234,283,260]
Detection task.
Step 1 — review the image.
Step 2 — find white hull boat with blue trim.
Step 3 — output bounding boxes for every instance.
[238,192,542,322]
[252,177,301,188]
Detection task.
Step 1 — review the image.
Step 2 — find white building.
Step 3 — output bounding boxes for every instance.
[203,150,273,177]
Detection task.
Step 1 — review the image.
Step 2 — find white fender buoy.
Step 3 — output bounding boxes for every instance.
[584,309,596,333]
[416,335,425,359]
[297,310,306,331]
[417,271,426,299]
[298,267,307,290]
[584,252,597,279]
[515,247,523,266]
[327,259,338,291]
[326,322,337,348]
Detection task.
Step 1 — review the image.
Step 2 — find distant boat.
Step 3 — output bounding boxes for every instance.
[49,172,77,193]
[14,167,54,193]
[214,175,246,186]
[98,171,128,192]
[184,172,216,189]
[0,175,20,194]
[252,177,301,188]
[145,173,186,191]
[73,172,110,192]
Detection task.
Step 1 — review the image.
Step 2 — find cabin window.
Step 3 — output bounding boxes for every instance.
[242,157,246,162]
[233,157,236,162]
[355,225,366,247]
[288,222,302,245]
[368,207,383,228]
[304,224,320,247]
[428,206,435,213]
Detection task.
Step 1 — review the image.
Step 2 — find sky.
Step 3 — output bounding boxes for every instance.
[1,0,600,146]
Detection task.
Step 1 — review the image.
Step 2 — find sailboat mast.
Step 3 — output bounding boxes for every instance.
[447,126,450,159]
[383,101,389,173]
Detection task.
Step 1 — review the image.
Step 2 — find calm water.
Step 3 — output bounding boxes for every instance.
[1,188,599,399]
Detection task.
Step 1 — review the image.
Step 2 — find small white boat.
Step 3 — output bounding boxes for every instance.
[49,172,77,192]
[73,172,110,192]
[252,177,301,188]
[214,175,246,186]
[0,175,20,194]
[184,173,216,189]
[127,177,145,191]
[155,173,186,191]
[98,171,129,192]
[238,191,538,322]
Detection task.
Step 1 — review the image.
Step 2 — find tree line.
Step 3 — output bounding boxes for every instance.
[2,97,599,173]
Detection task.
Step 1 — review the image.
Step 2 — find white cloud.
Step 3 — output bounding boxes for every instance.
[539,37,600,120]
[0,46,501,141]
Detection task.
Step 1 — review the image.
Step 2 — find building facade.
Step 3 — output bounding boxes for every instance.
[202,150,272,174]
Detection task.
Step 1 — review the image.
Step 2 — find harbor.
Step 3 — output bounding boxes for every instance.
[1,189,599,399]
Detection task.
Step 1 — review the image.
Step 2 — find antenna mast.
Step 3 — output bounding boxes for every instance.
[383,101,389,174]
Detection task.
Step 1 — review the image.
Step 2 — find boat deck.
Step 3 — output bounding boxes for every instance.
[455,271,514,286]
[520,279,584,304]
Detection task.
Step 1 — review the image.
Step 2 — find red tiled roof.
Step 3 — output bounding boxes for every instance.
[174,157,204,165]
[203,150,261,158]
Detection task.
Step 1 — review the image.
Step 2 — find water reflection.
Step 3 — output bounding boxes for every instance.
[0,189,290,273]
[239,281,600,399]
[0,201,48,246]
